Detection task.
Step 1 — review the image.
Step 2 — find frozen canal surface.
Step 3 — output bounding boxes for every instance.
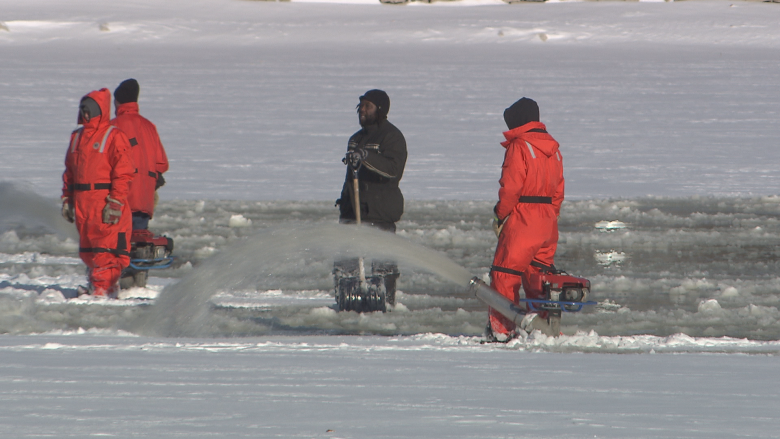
[2,0,780,437]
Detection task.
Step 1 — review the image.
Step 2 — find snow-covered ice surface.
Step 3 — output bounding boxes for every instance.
[3,0,780,437]
[2,0,780,200]
[2,334,780,438]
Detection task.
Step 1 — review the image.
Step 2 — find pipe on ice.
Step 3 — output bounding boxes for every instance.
[468,277,526,325]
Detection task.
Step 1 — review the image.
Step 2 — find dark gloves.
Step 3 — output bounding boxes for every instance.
[343,148,368,168]
[155,172,166,190]
[492,203,504,237]
[492,216,505,238]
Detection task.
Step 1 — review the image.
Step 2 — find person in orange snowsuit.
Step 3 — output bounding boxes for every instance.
[61,88,135,297]
[488,97,564,341]
[111,79,169,230]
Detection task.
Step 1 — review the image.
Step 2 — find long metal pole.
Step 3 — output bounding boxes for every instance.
[468,277,526,326]
[352,169,367,292]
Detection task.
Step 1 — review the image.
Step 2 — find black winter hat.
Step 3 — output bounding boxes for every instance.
[360,89,390,120]
[114,79,139,104]
[503,97,539,130]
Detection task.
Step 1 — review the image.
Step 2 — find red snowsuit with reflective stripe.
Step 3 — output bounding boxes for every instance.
[489,121,564,335]
[61,89,134,295]
[111,102,169,218]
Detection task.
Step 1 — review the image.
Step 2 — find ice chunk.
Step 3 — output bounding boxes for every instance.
[228,214,252,228]
[721,286,739,298]
[698,299,722,314]
[37,289,66,303]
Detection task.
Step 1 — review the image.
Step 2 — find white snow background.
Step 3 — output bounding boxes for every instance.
[2,0,780,437]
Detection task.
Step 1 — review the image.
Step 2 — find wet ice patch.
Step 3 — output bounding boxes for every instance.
[595,220,627,231]
[210,289,334,310]
[118,287,160,301]
[193,246,217,259]
[0,252,81,265]
[594,250,627,266]
[37,289,67,303]
[2,20,81,31]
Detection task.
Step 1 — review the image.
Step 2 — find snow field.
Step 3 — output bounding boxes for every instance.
[2,1,780,201]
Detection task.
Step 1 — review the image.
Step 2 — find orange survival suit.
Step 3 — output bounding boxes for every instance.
[61,88,134,296]
[111,101,169,219]
[489,101,564,336]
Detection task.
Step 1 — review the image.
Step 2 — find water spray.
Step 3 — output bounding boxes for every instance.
[0,182,78,240]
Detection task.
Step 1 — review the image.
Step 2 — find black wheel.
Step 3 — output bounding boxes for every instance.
[366,277,386,313]
[336,277,360,312]
[372,262,398,308]
[335,276,388,313]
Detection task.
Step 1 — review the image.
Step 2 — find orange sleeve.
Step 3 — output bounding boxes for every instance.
[152,124,169,174]
[553,154,564,216]
[107,130,135,204]
[495,141,527,221]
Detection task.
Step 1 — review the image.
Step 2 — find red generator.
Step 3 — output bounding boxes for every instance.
[520,270,594,335]
[119,229,174,289]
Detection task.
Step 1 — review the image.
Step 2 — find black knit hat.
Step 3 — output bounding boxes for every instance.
[360,89,390,120]
[503,97,539,130]
[114,79,139,104]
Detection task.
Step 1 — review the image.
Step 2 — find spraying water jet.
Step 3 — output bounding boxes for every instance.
[129,221,594,338]
[133,224,474,337]
[0,182,78,240]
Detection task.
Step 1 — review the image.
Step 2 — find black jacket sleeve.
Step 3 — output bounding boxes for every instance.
[361,127,407,181]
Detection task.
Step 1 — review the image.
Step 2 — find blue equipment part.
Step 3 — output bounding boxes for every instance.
[521,297,598,313]
[129,256,175,271]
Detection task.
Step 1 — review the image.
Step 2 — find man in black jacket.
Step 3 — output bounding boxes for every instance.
[337,89,407,232]
[335,89,407,308]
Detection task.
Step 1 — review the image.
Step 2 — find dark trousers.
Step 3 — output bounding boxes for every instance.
[132,212,151,230]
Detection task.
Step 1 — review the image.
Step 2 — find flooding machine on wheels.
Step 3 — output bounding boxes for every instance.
[333,151,397,313]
